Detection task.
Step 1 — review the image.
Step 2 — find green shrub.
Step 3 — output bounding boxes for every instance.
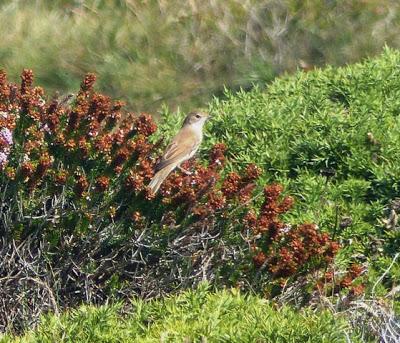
[204,47,399,253]
[1,284,363,343]
[194,48,400,321]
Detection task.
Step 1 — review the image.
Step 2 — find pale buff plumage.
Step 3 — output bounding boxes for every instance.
[148,111,208,194]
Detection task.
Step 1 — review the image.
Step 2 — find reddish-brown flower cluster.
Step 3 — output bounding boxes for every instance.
[338,263,365,295]
[251,184,294,240]
[157,159,223,216]
[316,263,366,297]
[20,161,35,178]
[136,142,253,219]
[244,163,262,181]
[20,69,33,95]
[43,99,62,132]
[243,210,258,230]
[253,251,267,268]
[247,184,339,281]
[134,113,157,137]
[265,224,339,277]
[125,155,155,194]
[95,176,110,192]
[125,171,145,192]
[0,70,11,108]
[88,93,111,123]
[209,143,227,169]
[146,153,262,220]
[94,134,113,155]
[20,70,46,122]
[112,147,130,169]
[37,152,52,174]
[54,169,68,185]
[68,74,96,131]
[0,70,160,198]
[74,173,89,197]
[221,172,241,197]
[0,71,17,169]
[221,164,261,202]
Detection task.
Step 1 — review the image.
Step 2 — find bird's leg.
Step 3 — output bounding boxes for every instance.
[178,166,192,176]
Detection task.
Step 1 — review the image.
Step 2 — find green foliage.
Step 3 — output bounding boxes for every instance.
[2,0,400,111]
[2,284,363,343]
[191,49,400,311]
[203,47,399,242]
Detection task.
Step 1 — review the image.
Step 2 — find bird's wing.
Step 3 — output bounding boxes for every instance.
[155,129,200,172]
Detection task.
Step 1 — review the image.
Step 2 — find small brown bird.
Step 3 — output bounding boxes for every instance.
[148,111,209,194]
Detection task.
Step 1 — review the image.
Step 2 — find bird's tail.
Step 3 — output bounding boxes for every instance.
[148,164,176,194]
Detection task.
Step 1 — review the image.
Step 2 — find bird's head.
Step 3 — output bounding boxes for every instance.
[182,111,209,128]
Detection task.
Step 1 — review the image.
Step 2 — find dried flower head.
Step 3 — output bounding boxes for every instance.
[20,69,34,94]
[95,176,110,192]
[81,73,96,92]
[74,173,89,197]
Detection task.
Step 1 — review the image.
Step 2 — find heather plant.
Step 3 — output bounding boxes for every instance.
[0,69,339,332]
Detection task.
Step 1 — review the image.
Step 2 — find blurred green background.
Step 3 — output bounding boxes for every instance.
[1,0,400,112]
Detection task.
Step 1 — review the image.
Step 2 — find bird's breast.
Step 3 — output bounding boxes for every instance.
[187,124,203,141]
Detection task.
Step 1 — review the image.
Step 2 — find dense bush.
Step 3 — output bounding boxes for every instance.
[1,284,363,343]
[204,48,400,282]
[0,69,340,333]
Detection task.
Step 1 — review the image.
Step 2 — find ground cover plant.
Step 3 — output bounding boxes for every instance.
[1,49,400,341]
[1,284,364,343]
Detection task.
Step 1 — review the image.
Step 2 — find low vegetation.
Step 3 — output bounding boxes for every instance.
[1,284,364,343]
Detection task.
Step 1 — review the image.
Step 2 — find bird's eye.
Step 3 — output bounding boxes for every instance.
[195,114,201,119]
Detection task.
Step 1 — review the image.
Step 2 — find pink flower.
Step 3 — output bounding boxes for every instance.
[0,128,12,146]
